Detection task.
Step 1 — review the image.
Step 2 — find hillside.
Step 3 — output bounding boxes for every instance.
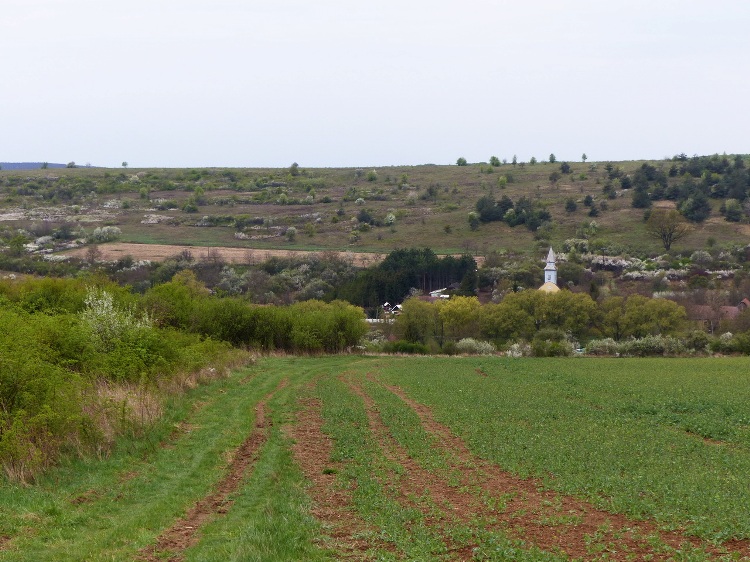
[0,155,748,258]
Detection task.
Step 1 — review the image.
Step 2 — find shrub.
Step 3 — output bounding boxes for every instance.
[709,332,738,354]
[455,338,496,355]
[584,338,620,356]
[88,226,121,243]
[685,330,710,353]
[383,340,430,354]
[619,335,685,357]
[530,329,575,357]
[505,342,532,358]
[441,341,457,355]
[80,288,151,353]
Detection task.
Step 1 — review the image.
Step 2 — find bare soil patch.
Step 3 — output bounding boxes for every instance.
[138,383,282,562]
[70,489,101,505]
[61,242,485,267]
[63,243,386,267]
[381,382,750,561]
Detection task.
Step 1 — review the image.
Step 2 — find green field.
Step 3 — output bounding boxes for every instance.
[2,356,750,561]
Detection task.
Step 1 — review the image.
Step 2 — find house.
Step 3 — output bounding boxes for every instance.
[688,298,750,333]
[429,288,451,299]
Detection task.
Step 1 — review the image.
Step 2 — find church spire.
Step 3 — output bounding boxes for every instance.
[546,247,556,266]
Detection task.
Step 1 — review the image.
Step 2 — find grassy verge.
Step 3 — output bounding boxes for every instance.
[182,359,332,562]
[0,364,281,561]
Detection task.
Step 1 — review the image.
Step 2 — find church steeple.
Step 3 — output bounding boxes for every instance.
[544,247,557,285]
[539,247,560,293]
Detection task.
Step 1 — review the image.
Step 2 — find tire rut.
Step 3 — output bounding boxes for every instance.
[382,381,750,561]
[345,378,481,560]
[138,380,286,562]
[288,395,383,560]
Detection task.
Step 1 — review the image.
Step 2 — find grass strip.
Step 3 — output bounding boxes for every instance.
[0,365,281,561]
[182,360,330,562]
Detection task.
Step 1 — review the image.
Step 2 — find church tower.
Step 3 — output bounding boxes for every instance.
[539,247,560,293]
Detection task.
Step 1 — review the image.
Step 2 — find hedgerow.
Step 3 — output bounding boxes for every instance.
[0,275,370,480]
[0,279,234,481]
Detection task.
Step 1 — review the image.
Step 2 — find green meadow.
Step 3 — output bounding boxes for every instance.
[2,356,749,561]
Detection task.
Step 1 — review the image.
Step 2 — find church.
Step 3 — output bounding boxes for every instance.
[539,247,560,293]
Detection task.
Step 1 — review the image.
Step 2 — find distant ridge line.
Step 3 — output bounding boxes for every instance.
[0,162,68,170]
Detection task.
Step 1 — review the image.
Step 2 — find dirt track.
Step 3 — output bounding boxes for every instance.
[62,242,485,267]
[138,380,286,562]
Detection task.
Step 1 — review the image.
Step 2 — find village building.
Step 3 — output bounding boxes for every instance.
[688,297,750,333]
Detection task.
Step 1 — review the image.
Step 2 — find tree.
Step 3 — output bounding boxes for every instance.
[289,162,300,176]
[631,186,652,209]
[439,296,481,339]
[122,161,128,168]
[8,234,26,256]
[489,156,500,167]
[596,296,626,340]
[645,208,691,251]
[679,191,711,222]
[560,162,571,174]
[565,198,577,212]
[475,195,503,222]
[468,212,480,231]
[66,161,76,168]
[723,198,743,222]
[512,155,518,166]
[85,244,102,265]
[622,295,686,337]
[549,153,556,164]
[529,156,537,165]
[582,153,588,163]
[395,297,442,344]
[456,157,468,166]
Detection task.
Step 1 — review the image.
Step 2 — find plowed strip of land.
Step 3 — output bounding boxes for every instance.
[62,242,484,266]
[346,379,479,560]
[288,397,380,560]
[383,382,750,561]
[138,382,284,562]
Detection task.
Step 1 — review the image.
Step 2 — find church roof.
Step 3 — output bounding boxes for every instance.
[539,281,560,293]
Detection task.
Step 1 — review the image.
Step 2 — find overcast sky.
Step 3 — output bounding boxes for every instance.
[3,1,749,168]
